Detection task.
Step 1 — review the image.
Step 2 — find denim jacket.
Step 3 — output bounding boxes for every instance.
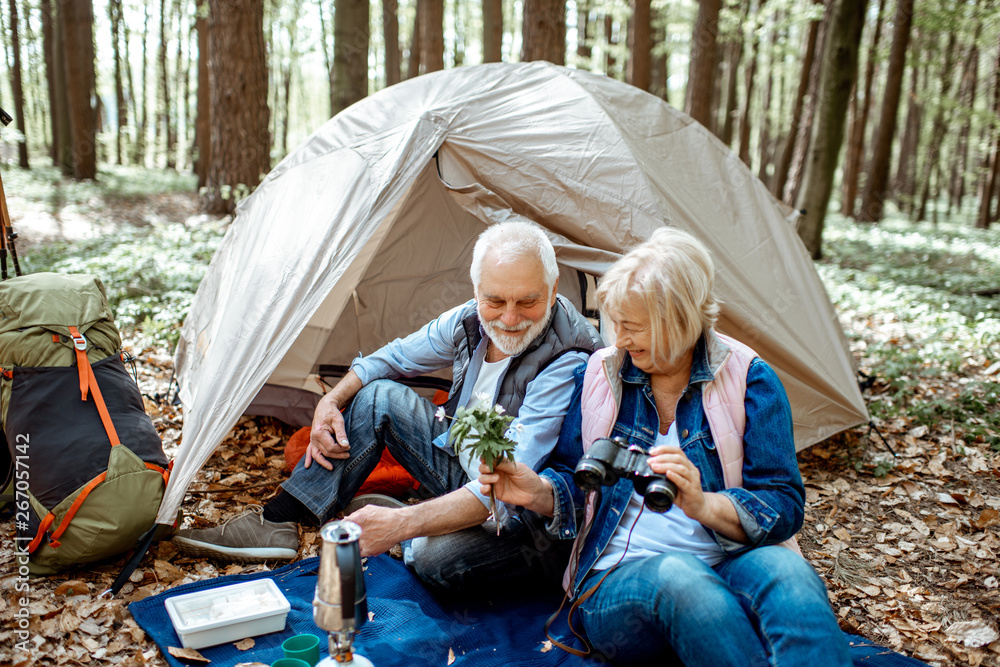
[540,333,806,597]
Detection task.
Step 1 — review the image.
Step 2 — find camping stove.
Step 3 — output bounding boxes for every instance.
[313,521,373,667]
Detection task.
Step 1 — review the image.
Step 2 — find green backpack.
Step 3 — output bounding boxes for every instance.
[0,273,172,576]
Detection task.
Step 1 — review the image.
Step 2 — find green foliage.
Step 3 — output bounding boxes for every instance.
[818,213,1000,452]
[23,222,225,349]
[445,399,518,470]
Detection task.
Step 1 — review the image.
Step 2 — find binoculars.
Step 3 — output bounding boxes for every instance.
[573,437,677,512]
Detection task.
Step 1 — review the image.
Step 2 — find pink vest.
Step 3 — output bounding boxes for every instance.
[565,332,800,592]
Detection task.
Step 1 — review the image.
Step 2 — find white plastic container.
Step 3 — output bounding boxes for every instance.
[164,579,291,649]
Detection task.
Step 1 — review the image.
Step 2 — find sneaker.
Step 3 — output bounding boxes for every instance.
[173,505,299,562]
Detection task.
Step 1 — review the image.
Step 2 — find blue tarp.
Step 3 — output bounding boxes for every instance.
[129,555,929,667]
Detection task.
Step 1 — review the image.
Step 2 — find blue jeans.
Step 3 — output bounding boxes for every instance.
[577,546,851,666]
[282,379,571,590]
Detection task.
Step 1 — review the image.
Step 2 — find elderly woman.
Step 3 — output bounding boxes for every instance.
[480,228,850,665]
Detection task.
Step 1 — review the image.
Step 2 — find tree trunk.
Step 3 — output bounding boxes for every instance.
[173,0,186,169]
[408,0,421,78]
[41,0,58,163]
[521,0,565,64]
[783,0,830,205]
[8,0,29,168]
[603,15,617,78]
[915,30,958,222]
[203,0,270,215]
[420,0,444,73]
[771,0,823,200]
[384,0,402,83]
[737,0,766,167]
[951,36,979,212]
[977,36,1000,228]
[280,4,301,155]
[841,0,883,217]
[892,46,920,212]
[333,0,369,113]
[757,9,780,183]
[858,0,914,222]
[685,0,722,127]
[52,3,73,174]
[137,0,150,165]
[62,0,98,179]
[483,0,503,63]
[796,0,869,258]
[110,0,127,165]
[195,0,210,188]
[626,0,651,91]
[317,0,335,115]
[720,36,744,147]
[158,0,174,168]
[649,6,668,102]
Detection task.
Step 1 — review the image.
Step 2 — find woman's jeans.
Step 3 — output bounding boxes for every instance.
[577,545,851,666]
[282,379,570,590]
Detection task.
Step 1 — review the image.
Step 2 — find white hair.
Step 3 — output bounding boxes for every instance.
[469,220,558,290]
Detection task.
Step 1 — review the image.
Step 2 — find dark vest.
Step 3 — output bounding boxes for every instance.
[443,294,602,418]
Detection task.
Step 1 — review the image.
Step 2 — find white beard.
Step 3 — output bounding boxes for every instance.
[481,305,554,356]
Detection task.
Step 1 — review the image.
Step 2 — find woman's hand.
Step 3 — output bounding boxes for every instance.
[647,445,707,521]
[478,460,555,517]
[648,445,748,543]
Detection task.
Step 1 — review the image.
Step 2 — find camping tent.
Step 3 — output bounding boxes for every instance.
[160,61,867,524]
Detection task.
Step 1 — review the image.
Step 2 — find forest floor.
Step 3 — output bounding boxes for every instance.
[1,166,999,666]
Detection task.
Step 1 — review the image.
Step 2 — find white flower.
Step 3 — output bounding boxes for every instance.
[476,392,491,404]
[435,406,446,422]
[494,404,505,415]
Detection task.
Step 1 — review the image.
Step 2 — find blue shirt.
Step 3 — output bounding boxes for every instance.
[351,300,592,512]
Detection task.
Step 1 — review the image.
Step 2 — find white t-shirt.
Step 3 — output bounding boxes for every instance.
[455,356,512,481]
[591,423,726,571]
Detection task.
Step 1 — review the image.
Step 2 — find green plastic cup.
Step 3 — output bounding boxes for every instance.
[271,659,310,667]
[281,634,321,667]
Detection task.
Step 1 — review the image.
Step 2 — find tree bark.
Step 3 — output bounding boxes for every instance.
[771,0,823,200]
[737,0,766,167]
[110,0,127,165]
[720,35,744,147]
[62,0,98,179]
[685,0,722,128]
[41,0,58,164]
[333,0,369,113]
[841,0,883,217]
[8,0,29,168]
[893,45,921,212]
[649,6,669,102]
[915,30,958,222]
[203,0,270,215]
[195,0,210,188]
[158,0,175,168]
[420,0,444,73]
[858,0,914,222]
[384,0,402,83]
[796,0,869,258]
[951,35,979,212]
[408,0,422,78]
[977,35,1000,228]
[52,3,73,174]
[137,0,151,165]
[757,9,780,183]
[521,0,565,64]
[626,0,651,91]
[483,0,503,63]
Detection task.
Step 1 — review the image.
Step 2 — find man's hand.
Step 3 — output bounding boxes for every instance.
[345,504,410,557]
[478,460,554,517]
[304,371,364,470]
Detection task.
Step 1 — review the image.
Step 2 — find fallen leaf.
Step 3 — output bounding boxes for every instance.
[447,647,455,665]
[234,638,255,651]
[54,580,91,596]
[974,509,1000,530]
[946,620,1000,648]
[540,640,553,653]
[168,646,211,663]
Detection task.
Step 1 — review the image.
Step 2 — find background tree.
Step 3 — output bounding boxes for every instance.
[796,0,869,257]
[203,0,270,215]
[333,0,369,113]
[626,0,651,90]
[8,0,29,168]
[61,0,98,180]
[420,0,444,72]
[195,0,210,188]
[521,0,566,64]
[685,0,722,127]
[483,0,503,63]
[859,0,915,222]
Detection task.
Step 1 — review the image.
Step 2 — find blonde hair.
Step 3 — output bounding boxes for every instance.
[596,227,720,367]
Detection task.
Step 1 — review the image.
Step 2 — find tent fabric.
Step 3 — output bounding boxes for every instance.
[164,61,867,524]
[129,554,930,667]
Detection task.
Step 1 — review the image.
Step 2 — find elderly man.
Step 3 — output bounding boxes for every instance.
[174,220,602,588]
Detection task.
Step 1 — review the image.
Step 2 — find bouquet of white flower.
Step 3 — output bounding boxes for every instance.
[437,395,518,535]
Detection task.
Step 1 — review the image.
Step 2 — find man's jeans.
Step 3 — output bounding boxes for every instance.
[282,379,571,590]
[577,545,851,666]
